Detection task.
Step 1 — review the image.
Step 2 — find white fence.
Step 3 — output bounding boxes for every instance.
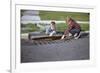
[21,20,89,24]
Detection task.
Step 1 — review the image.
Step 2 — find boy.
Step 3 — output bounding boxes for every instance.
[61,17,81,39]
[45,21,56,36]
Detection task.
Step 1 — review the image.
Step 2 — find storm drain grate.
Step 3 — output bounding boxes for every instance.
[32,36,73,45]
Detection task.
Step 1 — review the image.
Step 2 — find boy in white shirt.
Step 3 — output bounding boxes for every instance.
[45,21,56,36]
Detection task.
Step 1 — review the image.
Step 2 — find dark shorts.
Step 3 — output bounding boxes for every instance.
[69,28,81,36]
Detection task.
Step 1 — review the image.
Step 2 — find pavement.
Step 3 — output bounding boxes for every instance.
[21,33,89,63]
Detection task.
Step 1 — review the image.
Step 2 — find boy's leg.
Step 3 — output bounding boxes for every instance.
[73,29,81,39]
[70,29,81,39]
[69,29,77,36]
[69,33,72,36]
[49,31,56,36]
[45,27,51,35]
[61,33,72,39]
[74,32,81,39]
[61,35,65,39]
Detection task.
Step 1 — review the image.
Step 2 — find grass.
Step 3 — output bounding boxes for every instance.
[56,23,67,32]
[80,24,89,31]
[56,23,89,32]
[39,11,89,21]
[21,23,39,33]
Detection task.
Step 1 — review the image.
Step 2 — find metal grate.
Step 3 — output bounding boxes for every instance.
[32,36,73,45]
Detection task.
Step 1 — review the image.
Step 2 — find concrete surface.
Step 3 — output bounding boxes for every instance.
[21,34,89,63]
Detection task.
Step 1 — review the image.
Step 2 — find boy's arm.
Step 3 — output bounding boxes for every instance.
[61,24,72,39]
[64,25,72,35]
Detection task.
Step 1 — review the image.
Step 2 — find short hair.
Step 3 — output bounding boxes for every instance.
[51,21,56,24]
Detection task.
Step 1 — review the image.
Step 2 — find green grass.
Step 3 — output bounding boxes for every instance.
[39,11,89,21]
[56,23,67,32]
[56,23,89,32]
[21,23,39,33]
[80,24,89,31]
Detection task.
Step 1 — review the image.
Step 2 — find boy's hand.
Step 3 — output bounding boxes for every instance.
[61,35,65,39]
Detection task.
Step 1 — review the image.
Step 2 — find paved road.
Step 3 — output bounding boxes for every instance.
[21,35,89,63]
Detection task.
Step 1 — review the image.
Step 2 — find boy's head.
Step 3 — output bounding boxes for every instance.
[66,17,71,25]
[66,17,72,22]
[51,21,56,25]
[66,17,75,25]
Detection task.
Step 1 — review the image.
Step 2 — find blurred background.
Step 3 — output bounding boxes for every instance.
[21,10,89,34]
